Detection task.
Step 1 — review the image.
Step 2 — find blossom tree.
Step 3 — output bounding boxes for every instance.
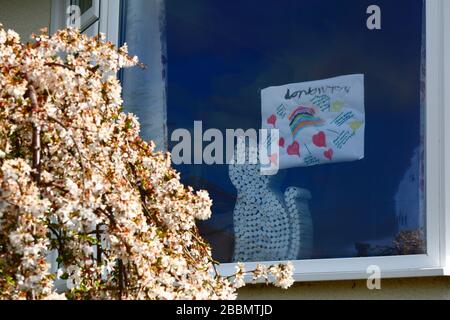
[0,25,294,300]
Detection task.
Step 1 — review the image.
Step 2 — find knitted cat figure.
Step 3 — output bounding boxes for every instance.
[229,142,313,262]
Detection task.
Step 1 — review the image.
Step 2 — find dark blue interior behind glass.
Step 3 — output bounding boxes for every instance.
[165,0,425,262]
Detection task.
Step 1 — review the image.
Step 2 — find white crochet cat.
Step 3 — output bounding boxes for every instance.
[229,142,313,262]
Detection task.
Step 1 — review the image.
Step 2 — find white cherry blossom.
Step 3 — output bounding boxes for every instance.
[0,25,293,300]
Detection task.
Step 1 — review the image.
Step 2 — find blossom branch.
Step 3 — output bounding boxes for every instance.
[26,84,42,185]
[0,26,294,300]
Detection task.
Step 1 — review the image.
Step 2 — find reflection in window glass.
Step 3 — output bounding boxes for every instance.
[121,0,426,263]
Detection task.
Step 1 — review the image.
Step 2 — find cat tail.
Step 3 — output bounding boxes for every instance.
[284,188,313,260]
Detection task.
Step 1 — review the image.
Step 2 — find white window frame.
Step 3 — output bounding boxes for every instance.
[51,0,450,283]
[77,0,100,32]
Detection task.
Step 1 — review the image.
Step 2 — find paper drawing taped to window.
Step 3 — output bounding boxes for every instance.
[261,74,365,170]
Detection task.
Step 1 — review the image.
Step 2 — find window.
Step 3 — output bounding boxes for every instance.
[56,0,450,281]
[72,0,93,15]
[68,0,100,34]
[163,0,427,264]
[51,0,120,44]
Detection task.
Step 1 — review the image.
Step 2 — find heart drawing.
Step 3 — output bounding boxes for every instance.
[267,114,277,128]
[313,131,327,148]
[287,141,301,158]
[324,149,334,161]
[279,138,285,148]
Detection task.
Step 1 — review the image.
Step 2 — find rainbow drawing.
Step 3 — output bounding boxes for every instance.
[289,106,324,139]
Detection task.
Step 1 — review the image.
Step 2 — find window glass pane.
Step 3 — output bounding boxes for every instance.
[71,0,93,15]
[122,0,426,263]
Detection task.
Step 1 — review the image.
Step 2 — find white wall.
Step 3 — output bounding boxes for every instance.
[0,0,51,40]
[238,277,450,300]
